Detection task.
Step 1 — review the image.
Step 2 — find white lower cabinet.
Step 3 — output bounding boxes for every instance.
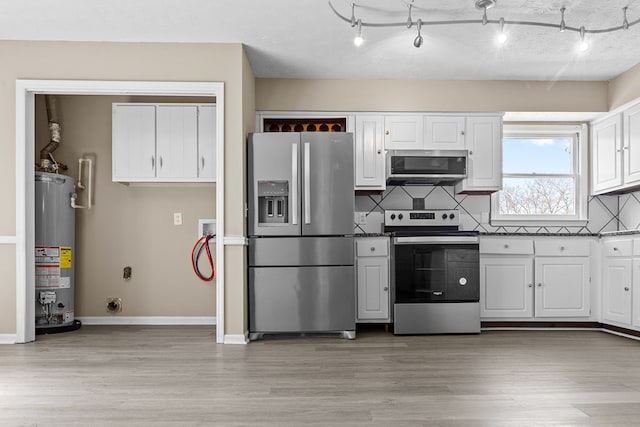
[355,237,390,322]
[480,237,592,321]
[534,257,590,317]
[601,237,636,327]
[480,256,533,318]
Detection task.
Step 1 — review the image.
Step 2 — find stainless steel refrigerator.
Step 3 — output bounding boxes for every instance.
[247,132,355,340]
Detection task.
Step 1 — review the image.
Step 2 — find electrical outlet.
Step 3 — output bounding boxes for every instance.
[355,212,367,225]
[173,212,183,225]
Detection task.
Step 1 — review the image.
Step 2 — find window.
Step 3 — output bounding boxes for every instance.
[491,124,588,225]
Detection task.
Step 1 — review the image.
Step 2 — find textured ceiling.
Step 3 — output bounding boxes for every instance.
[1,0,639,81]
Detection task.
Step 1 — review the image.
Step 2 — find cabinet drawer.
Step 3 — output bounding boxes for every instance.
[602,238,633,257]
[356,238,389,257]
[534,239,589,257]
[480,238,533,255]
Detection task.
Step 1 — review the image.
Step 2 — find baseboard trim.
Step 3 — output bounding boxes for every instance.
[224,334,249,345]
[77,316,216,325]
[0,334,17,344]
[482,321,601,329]
[482,321,640,340]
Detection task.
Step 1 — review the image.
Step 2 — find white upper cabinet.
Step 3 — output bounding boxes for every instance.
[156,105,198,179]
[383,115,423,149]
[423,116,466,150]
[112,104,157,180]
[197,105,217,180]
[624,102,640,185]
[590,101,640,195]
[591,114,623,194]
[113,103,216,183]
[455,116,503,194]
[354,115,385,190]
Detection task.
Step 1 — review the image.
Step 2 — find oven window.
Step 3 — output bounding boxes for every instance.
[394,244,479,303]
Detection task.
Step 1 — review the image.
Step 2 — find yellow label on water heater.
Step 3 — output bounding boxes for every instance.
[59,246,72,268]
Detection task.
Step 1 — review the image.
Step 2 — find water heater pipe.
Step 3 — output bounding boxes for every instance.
[40,95,62,165]
[71,158,92,209]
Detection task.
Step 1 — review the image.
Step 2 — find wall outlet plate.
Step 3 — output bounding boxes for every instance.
[173,212,183,225]
[355,212,367,225]
[198,219,216,237]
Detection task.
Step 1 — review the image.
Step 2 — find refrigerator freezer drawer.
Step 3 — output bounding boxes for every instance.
[249,266,355,333]
[249,236,354,267]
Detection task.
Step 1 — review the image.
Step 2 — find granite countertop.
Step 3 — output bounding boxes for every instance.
[353,233,391,238]
[480,232,600,237]
[600,230,640,236]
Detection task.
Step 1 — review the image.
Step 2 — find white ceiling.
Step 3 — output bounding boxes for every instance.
[1,0,639,81]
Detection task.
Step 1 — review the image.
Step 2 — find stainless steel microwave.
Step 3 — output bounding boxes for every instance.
[386,150,468,186]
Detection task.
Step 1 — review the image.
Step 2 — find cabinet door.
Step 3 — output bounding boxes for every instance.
[424,116,465,150]
[356,257,390,321]
[156,105,199,179]
[480,256,533,318]
[591,114,622,194]
[624,103,640,184]
[112,104,157,180]
[355,116,385,189]
[384,115,423,149]
[602,258,632,325]
[455,116,502,193]
[633,259,640,328]
[197,105,217,180]
[534,257,590,317]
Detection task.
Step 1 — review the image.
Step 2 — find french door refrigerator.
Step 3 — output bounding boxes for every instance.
[247,132,355,340]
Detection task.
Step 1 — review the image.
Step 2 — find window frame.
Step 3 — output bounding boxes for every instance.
[490,124,588,226]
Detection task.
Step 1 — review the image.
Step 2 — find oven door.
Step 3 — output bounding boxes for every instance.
[392,236,479,303]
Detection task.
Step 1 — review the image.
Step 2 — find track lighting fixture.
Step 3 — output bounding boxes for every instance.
[354,18,364,47]
[497,17,507,44]
[414,19,423,48]
[330,1,639,52]
[578,26,589,52]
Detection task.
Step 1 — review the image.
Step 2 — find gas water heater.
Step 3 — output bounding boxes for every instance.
[35,171,77,331]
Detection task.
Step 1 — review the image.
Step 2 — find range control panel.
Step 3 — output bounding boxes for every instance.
[384,209,460,227]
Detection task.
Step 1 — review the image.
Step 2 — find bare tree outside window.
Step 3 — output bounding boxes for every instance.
[498,177,575,215]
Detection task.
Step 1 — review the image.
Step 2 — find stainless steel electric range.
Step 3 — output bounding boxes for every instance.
[384,209,480,335]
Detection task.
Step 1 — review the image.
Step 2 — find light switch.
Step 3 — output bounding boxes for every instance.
[173,212,183,225]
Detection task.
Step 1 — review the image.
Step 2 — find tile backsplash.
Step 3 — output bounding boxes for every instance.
[354,185,620,235]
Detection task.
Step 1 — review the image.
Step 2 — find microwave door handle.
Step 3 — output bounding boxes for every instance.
[291,142,298,225]
[304,142,311,225]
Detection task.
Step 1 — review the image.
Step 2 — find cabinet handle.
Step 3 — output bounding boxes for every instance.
[469,150,473,155]
[383,287,389,291]
[504,244,509,249]
[624,146,629,150]
[151,156,155,169]
[385,130,390,135]
[560,246,565,251]
[461,130,465,136]
[159,156,163,169]
[370,247,375,252]
[377,149,382,154]
[617,149,622,153]
[613,247,618,251]
[537,283,542,287]
[528,284,533,288]
[625,287,630,291]
[201,157,205,170]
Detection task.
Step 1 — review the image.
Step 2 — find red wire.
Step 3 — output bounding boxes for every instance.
[191,235,215,282]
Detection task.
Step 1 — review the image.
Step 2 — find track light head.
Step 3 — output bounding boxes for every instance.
[413,19,423,48]
[354,19,364,46]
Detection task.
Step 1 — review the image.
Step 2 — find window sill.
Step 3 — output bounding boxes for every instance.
[490,218,588,227]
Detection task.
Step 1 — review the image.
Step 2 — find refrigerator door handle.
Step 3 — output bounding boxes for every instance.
[291,142,298,225]
[304,142,311,224]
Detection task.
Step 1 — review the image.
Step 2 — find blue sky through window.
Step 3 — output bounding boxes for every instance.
[503,137,572,174]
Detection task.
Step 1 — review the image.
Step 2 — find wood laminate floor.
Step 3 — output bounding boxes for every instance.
[2,326,640,426]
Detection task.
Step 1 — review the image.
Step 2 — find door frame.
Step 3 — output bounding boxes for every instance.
[15,79,225,344]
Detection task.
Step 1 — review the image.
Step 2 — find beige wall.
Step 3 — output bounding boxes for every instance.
[0,41,248,336]
[35,95,216,317]
[256,79,609,113]
[609,63,640,110]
